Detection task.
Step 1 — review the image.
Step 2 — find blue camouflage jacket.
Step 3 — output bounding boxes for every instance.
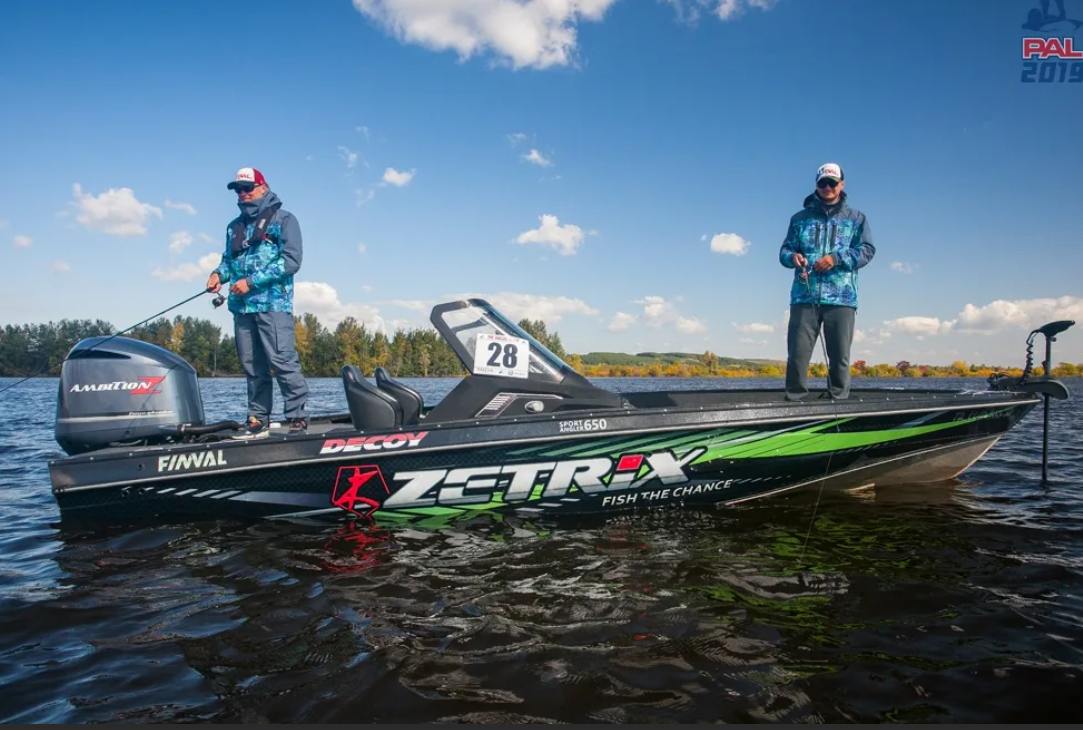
[778,191,875,308]
[212,191,303,315]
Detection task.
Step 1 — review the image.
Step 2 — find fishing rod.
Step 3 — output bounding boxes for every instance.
[0,286,222,395]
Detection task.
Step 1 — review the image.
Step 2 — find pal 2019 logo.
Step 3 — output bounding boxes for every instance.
[1021,0,1083,82]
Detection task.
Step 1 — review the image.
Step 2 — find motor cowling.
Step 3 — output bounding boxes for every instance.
[54,336,205,455]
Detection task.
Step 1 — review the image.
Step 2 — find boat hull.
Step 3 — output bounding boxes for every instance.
[49,392,1038,525]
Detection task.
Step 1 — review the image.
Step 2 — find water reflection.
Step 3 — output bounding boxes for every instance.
[18,475,1077,723]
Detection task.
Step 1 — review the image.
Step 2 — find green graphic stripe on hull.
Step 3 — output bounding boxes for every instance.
[692,417,983,463]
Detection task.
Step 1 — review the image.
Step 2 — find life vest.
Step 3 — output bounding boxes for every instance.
[229,202,282,258]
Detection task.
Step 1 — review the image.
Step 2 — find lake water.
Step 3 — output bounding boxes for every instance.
[1,375,1082,722]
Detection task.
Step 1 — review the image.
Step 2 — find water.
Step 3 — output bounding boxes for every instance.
[1,376,1082,723]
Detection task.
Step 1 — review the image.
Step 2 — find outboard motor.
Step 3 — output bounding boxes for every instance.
[54,336,205,455]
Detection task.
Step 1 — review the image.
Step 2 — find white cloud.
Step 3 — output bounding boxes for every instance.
[524,149,552,167]
[351,0,620,70]
[507,132,528,145]
[49,260,70,273]
[381,167,415,186]
[70,183,162,236]
[356,188,376,206]
[733,321,774,333]
[879,296,1083,343]
[890,261,916,274]
[516,214,585,256]
[295,281,387,331]
[338,146,359,169]
[708,232,751,256]
[883,316,952,340]
[13,234,32,248]
[458,292,599,326]
[953,296,1083,334]
[666,0,780,22]
[168,231,194,253]
[358,243,368,254]
[164,199,197,215]
[623,295,708,334]
[150,253,220,282]
[608,311,636,332]
[356,125,371,139]
[676,316,707,334]
[198,232,217,245]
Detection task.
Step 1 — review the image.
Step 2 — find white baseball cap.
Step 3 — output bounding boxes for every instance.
[227,167,268,190]
[816,162,844,183]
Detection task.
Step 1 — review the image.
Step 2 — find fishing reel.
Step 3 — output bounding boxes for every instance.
[211,293,226,308]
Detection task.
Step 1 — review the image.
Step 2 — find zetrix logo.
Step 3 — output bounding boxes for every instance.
[331,448,708,514]
[319,432,428,455]
[332,464,392,517]
[70,376,165,395]
[158,449,227,472]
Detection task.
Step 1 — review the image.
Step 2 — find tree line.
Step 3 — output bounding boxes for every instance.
[1,315,1080,379]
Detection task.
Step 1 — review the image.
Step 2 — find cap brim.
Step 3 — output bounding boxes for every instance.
[227,181,255,190]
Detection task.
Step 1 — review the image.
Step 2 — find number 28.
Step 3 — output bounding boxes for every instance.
[487,342,519,368]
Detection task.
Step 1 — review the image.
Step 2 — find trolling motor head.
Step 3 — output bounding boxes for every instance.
[1035,320,1075,339]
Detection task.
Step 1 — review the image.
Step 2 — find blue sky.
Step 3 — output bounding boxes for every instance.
[2,0,1081,367]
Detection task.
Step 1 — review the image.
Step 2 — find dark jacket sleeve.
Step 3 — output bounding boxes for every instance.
[836,214,875,271]
[247,212,303,289]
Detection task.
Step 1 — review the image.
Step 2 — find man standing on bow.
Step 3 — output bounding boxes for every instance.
[206,167,310,437]
[778,162,876,401]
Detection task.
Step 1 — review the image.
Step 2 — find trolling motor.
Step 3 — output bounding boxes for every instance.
[988,319,1075,481]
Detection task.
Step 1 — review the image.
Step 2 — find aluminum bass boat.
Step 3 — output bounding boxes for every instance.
[48,299,1073,524]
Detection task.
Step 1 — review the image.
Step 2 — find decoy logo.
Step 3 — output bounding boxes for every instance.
[1020,0,1083,81]
[331,465,392,518]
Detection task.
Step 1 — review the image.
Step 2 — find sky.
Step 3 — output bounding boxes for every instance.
[1,0,1081,368]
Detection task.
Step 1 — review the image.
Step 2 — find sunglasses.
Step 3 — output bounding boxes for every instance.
[232,183,256,193]
[816,178,839,189]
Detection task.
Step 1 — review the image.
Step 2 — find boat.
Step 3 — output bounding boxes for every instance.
[47,299,1073,524]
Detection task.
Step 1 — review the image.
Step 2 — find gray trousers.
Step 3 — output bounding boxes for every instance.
[234,312,309,421]
[785,304,856,400]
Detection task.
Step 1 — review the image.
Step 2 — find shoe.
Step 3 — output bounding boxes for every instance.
[288,418,308,436]
[233,416,269,440]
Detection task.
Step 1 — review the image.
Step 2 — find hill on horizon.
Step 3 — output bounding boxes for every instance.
[575,351,785,369]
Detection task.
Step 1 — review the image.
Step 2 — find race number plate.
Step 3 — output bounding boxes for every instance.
[473,333,529,379]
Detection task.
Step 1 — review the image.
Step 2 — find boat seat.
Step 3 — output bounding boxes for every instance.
[374,367,424,425]
[342,365,402,430]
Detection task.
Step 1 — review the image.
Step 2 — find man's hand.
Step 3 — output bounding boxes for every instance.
[793,253,809,279]
[206,273,221,294]
[813,254,836,273]
[230,278,251,296]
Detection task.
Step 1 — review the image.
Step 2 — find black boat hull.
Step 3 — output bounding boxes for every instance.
[49,391,1038,525]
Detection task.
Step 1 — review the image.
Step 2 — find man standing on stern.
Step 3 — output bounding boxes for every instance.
[778,162,876,401]
[205,167,310,437]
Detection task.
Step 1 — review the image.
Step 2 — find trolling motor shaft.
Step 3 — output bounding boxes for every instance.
[1036,320,1074,482]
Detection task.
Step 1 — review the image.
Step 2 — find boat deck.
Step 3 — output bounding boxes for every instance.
[617,386,1002,410]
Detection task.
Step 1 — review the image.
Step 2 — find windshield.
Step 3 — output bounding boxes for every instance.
[431,299,569,382]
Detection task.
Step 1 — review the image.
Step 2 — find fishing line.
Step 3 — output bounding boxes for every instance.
[797,220,844,568]
[0,287,217,395]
